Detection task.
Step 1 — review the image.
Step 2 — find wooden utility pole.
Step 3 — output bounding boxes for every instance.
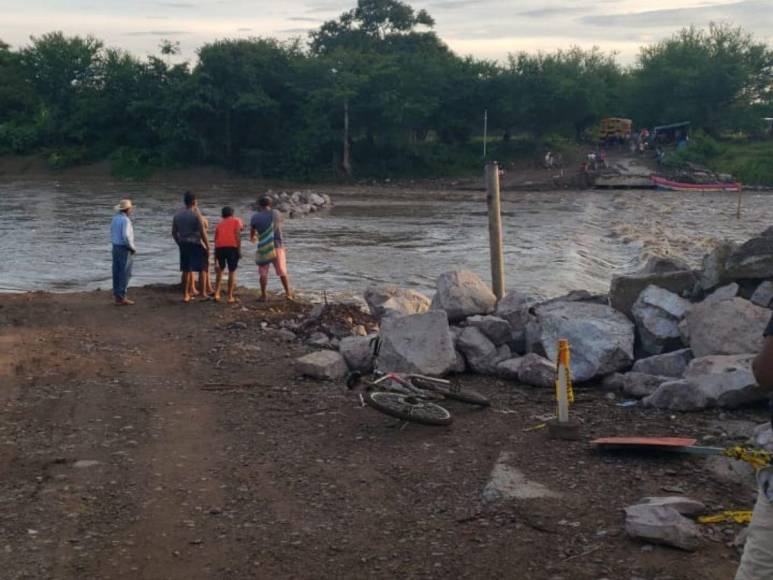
[485,161,505,299]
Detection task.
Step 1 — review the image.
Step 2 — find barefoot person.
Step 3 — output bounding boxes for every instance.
[110,199,137,305]
[736,316,773,579]
[194,207,215,297]
[250,195,292,301]
[172,191,209,303]
[213,206,243,303]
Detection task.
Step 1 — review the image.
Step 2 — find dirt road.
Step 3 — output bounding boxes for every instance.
[0,287,761,579]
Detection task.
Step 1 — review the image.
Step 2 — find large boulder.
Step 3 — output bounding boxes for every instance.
[624,504,703,551]
[703,282,739,304]
[622,373,672,398]
[339,334,376,373]
[610,257,697,318]
[632,349,693,378]
[496,357,524,380]
[698,240,736,291]
[364,285,430,320]
[376,311,456,376]
[431,270,496,322]
[457,327,511,374]
[465,315,512,346]
[536,301,635,382]
[725,227,773,280]
[643,354,767,410]
[632,285,690,355]
[517,353,556,388]
[495,291,537,329]
[682,297,769,358]
[635,496,706,517]
[751,281,773,308]
[296,350,349,381]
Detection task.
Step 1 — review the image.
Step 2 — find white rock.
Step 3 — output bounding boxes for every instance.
[296,350,348,381]
[699,240,736,290]
[364,285,430,321]
[624,504,702,551]
[376,311,456,376]
[683,298,768,358]
[634,496,706,516]
[431,270,496,322]
[632,285,690,355]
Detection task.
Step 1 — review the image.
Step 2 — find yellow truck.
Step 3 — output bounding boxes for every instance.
[599,117,632,141]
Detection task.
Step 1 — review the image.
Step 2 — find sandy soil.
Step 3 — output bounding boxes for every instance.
[0,286,765,579]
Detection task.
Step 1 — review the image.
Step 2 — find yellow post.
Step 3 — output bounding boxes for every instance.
[556,339,573,424]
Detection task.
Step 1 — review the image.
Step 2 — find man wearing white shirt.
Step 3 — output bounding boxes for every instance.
[110,199,137,305]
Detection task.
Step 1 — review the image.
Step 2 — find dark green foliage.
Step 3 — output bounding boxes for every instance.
[0,1,770,181]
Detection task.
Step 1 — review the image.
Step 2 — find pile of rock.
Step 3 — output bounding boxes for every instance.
[296,227,773,410]
[264,190,332,218]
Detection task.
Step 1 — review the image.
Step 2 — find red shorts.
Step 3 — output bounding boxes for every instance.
[258,247,287,278]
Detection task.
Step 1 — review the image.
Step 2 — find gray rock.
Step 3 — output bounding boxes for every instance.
[751,281,773,308]
[364,285,430,321]
[277,329,297,342]
[376,311,456,376]
[541,289,609,306]
[610,257,697,318]
[471,344,512,375]
[465,315,512,346]
[684,354,766,409]
[683,298,769,358]
[496,357,524,380]
[536,301,635,382]
[622,373,672,398]
[632,349,693,378]
[699,240,736,291]
[705,456,757,489]
[642,380,710,411]
[641,255,693,275]
[307,332,331,348]
[601,373,625,392]
[725,228,773,280]
[634,496,706,516]
[750,423,773,452]
[297,350,348,381]
[495,291,537,330]
[339,334,376,373]
[450,350,467,374]
[624,504,702,551]
[457,327,496,364]
[517,353,555,388]
[632,285,690,355]
[704,283,739,304]
[431,270,496,322]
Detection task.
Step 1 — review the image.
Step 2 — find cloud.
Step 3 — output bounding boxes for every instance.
[155,1,196,7]
[581,0,770,28]
[277,27,314,34]
[427,0,481,9]
[288,16,321,22]
[236,27,252,31]
[124,30,189,36]
[518,6,594,18]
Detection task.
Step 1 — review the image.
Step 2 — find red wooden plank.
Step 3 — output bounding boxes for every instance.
[591,436,698,448]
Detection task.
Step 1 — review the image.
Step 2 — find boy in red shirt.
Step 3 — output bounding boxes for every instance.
[213,206,243,303]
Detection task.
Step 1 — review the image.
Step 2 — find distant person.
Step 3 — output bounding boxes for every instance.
[110,199,137,306]
[194,206,215,297]
[736,316,773,579]
[172,191,209,303]
[250,195,292,302]
[544,151,554,169]
[213,206,243,304]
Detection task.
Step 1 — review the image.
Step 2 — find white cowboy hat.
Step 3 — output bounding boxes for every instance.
[114,199,133,211]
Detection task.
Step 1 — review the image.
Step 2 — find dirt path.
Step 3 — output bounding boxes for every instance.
[0,287,763,579]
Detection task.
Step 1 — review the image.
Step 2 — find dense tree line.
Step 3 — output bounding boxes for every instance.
[0,0,771,179]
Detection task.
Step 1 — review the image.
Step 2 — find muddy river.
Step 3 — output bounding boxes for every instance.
[0,180,770,299]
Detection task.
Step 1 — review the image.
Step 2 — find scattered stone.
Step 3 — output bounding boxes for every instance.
[517,353,556,388]
[228,321,248,330]
[465,315,512,346]
[750,423,773,452]
[632,349,693,378]
[296,351,348,381]
[536,301,635,382]
[496,357,524,380]
[705,456,757,489]
[376,311,457,375]
[73,460,101,469]
[431,270,496,322]
[634,496,706,516]
[306,332,331,348]
[683,298,768,358]
[277,329,297,342]
[482,452,561,503]
[632,285,690,355]
[364,285,430,321]
[751,281,773,308]
[339,335,376,373]
[622,373,671,398]
[624,504,702,551]
[724,227,773,280]
[698,241,736,291]
[610,257,697,318]
[704,283,739,304]
[642,380,709,411]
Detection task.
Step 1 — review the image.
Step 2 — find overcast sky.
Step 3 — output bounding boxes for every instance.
[1,0,770,64]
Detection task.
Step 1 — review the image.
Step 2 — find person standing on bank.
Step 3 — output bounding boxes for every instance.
[249,195,292,302]
[172,191,210,303]
[213,206,243,304]
[735,317,773,579]
[110,199,137,306]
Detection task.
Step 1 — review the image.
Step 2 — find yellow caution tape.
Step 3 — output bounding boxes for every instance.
[698,511,753,525]
[554,339,574,405]
[721,446,773,470]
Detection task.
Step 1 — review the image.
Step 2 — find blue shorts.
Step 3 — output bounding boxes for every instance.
[180,242,206,272]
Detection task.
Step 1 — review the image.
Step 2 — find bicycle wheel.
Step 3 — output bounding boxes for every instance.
[411,377,490,407]
[363,391,453,426]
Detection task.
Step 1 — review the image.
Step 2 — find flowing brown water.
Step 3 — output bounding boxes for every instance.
[1,179,770,299]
